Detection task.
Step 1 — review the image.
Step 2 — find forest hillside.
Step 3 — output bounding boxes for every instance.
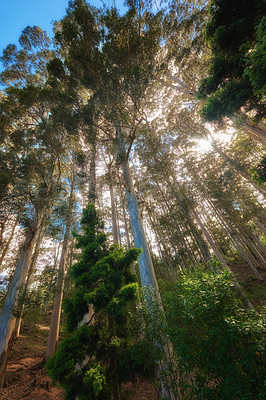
[0,1,265,399]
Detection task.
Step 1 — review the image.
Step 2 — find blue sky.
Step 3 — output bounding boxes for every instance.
[0,0,125,56]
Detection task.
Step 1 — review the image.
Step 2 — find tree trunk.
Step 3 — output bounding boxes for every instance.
[88,139,96,204]
[212,140,266,197]
[110,181,119,244]
[0,214,41,388]
[116,124,158,289]
[44,243,61,313]
[192,209,253,309]
[252,217,266,235]
[0,213,20,268]
[242,120,266,145]
[120,184,131,249]
[156,181,199,268]
[147,205,177,279]
[46,168,75,359]
[14,222,46,339]
[116,123,178,400]
[166,177,211,265]
[192,210,228,269]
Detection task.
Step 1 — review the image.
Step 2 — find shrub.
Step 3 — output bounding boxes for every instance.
[163,270,266,399]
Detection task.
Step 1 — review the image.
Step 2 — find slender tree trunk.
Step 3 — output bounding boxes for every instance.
[0,212,7,249]
[156,182,198,268]
[0,213,20,268]
[14,222,46,339]
[88,139,96,204]
[120,189,131,250]
[191,209,253,309]
[213,207,264,279]
[116,124,158,289]
[169,177,211,264]
[252,217,266,235]
[241,120,266,146]
[0,213,41,389]
[212,140,266,197]
[44,243,61,313]
[109,181,119,244]
[147,205,177,279]
[46,168,75,359]
[115,196,121,246]
[111,350,120,400]
[252,234,266,257]
[116,123,178,400]
[192,210,228,269]
[186,163,265,275]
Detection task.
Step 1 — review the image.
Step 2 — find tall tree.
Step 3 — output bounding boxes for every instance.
[197,0,266,132]
[46,204,142,400]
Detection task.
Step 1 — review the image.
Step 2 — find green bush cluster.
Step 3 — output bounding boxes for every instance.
[163,270,266,399]
[250,156,266,186]
[197,0,266,121]
[46,204,157,400]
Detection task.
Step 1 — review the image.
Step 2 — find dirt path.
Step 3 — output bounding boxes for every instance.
[2,312,159,400]
[2,356,64,400]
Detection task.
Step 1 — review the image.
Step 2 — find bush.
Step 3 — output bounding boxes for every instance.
[163,270,266,399]
[46,204,157,400]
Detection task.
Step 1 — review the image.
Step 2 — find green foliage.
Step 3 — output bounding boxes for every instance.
[83,364,106,396]
[163,269,266,399]
[46,204,155,400]
[245,17,266,98]
[250,156,266,186]
[198,0,266,121]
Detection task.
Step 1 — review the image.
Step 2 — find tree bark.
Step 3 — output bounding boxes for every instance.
[0,213,20,268]
[116,123,178,400]
[191,209,253,309]
[252,217,266,235]
[147,205,177,279]
[119,184,131,249]
[88,139,96,204]
[109,181,119,244]
[0,213,41,388]
[116,124,158,289]
[212,140,266,197]
[14,222,46,339]
[242,120,266,146]
[46,167,75,359]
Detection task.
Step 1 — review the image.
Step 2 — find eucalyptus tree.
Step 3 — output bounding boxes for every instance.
[51,0,165,292]
[180,144,266,280]
[0,25,84,385]
[0,26,56,204]
[46,204,145,400]
[146,0,266,145]
[0,163,59,388]
[46,149,78,359]
[197,0,266,132]
[50,2,178,397]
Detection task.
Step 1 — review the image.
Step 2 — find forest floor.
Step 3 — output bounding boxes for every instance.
[229,261,266,308]
[2,261,265,400]
[2,313,159,400]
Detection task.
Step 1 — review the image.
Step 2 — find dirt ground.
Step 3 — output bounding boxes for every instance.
[2,261,264,400]
[2,313,159,400]
[229,261,266,308]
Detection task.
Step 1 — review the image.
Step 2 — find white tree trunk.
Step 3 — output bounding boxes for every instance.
[46,168,75,359]
[0,214,41,386]
[116,123,179,400]
[14,222,46,339]
[0,213,20,268]
[116,124,158,289]
[110,181,119,244]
